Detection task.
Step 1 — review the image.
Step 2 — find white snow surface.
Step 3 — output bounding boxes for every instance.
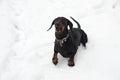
[0,0,120,80]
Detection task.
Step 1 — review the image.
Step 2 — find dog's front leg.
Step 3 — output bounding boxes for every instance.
[52,52,58,65]
[68,55,75,67]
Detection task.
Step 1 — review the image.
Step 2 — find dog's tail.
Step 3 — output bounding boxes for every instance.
[70,17,81,29]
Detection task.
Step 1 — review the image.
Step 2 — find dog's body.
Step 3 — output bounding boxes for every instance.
[48,17,88,66]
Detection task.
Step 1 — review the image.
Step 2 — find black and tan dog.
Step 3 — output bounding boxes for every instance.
[47,17,88,66]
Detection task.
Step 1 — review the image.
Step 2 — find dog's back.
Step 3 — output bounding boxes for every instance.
[70,17,88,47]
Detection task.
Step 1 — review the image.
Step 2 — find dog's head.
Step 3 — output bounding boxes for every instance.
[47,17,73,39]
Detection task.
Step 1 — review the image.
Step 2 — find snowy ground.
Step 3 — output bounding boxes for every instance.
[0,0,120,80]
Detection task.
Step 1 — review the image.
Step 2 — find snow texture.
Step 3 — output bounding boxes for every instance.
[0,0,120,80]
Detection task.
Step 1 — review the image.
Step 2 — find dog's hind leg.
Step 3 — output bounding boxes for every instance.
[80,30,88,47]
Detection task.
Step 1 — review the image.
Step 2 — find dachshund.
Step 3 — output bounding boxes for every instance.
[47,17,88,66]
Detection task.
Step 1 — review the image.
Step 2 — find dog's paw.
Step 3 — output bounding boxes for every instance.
[68,59,75,67]
[52,58,58,65]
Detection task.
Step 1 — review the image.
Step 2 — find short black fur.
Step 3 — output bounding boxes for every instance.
[48,17,88,66]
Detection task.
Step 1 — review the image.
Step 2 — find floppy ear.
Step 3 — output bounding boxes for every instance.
[47,19,55,31]
[67,19,73,31]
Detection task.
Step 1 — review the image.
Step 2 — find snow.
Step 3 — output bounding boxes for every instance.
[0,0,120,80]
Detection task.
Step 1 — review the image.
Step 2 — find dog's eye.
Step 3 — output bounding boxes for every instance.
[55,27,59,31]
[55,24,64,32]
[55,27,58,30]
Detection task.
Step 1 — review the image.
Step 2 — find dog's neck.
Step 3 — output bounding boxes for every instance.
[55,34,69,47]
